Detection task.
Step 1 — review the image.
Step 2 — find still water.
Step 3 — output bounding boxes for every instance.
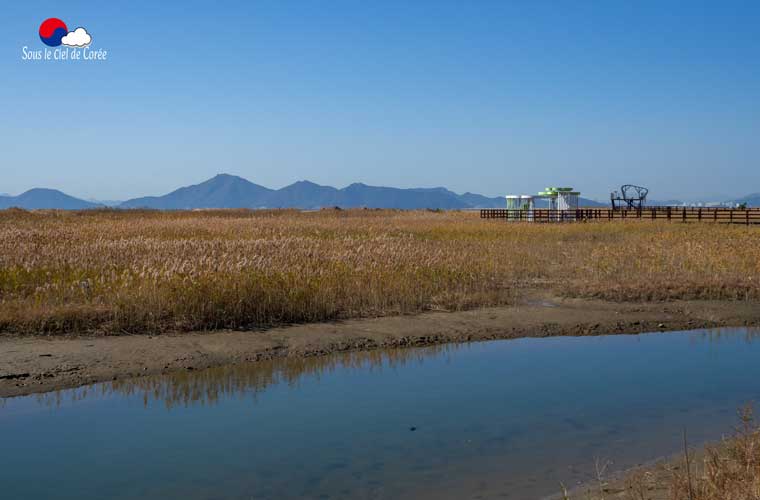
[2,328,760,500]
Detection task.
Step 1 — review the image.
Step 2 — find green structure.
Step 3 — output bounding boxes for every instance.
[537,187,580,211]
[504,186,581,221]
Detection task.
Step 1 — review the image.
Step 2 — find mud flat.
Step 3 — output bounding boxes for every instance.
[2,293,759,398]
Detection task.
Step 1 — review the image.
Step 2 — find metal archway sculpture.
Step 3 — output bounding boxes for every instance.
[611,184,648,210]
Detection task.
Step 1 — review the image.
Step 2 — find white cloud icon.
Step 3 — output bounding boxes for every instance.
[61,27,92,47]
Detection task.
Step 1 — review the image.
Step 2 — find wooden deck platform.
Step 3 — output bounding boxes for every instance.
[479,207,760,225]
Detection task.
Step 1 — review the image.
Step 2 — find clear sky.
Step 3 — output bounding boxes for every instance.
[2,1,759,201]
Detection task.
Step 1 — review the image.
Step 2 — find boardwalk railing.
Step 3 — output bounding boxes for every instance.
[480,207,760,225]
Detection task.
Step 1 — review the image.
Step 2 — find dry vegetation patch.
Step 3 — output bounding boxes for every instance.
[564,406,760,500]
[1,209,759,335]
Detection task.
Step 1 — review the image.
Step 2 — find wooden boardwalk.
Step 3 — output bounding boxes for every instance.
[480,207,760,225]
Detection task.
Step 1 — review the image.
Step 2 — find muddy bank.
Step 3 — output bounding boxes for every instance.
[542,446,707,500]
[2,293,759,398]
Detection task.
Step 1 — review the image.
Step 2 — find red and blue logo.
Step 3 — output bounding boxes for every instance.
[39,18,91,48]
[39,18,67,47]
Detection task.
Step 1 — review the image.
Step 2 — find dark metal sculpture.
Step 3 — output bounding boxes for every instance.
[610,184,648,210]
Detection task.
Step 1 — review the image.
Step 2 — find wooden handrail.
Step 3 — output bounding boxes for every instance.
[479,208,760,225]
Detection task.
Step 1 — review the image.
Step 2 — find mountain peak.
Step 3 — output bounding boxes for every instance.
[120,174,273,209]
[21,187,66,195]
[211,173,242,180]
[205,173,253,185]
[0,187,100,210]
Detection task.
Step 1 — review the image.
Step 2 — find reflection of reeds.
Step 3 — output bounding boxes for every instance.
[32,343,462,409]
[687,327,760,347]
[2,209,759,335]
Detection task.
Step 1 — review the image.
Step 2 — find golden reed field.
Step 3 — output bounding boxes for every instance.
[1,208,759,335]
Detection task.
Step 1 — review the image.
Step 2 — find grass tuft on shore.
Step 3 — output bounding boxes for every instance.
[669,405,760,500]
[565,405,760,500]
[1,209,759,335]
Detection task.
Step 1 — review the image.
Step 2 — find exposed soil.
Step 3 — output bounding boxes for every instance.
[2,292,759,398]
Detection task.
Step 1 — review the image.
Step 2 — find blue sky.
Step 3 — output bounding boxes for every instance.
[2,1,759,201]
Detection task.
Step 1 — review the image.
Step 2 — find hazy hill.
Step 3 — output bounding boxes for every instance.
[734,193,760,207]
[647,199,685,206]
[339,183,469,209]
[458,192,506,208]
[264,180,341,209]
[119,174,274,209]
[0,188,100,210]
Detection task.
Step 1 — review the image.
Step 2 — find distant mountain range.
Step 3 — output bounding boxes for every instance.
[0,188,100,210]
[2,174,756,210]
[122,174,609,210]
[6,174,602,210]
[119,175,492,210]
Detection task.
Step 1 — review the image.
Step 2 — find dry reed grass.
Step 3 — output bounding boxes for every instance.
[564,406,760,500]
[668,406,760,500]
[1,208,759,335]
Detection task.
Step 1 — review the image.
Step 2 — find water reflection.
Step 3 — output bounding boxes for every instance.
[4,327,760,500]
[34,343,464,409]
[28,327,760,411]
[692,326,760,344]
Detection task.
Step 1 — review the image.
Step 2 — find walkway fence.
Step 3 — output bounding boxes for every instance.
[479,207,760,225]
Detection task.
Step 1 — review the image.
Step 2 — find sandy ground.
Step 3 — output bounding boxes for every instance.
[2,293,759,398]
